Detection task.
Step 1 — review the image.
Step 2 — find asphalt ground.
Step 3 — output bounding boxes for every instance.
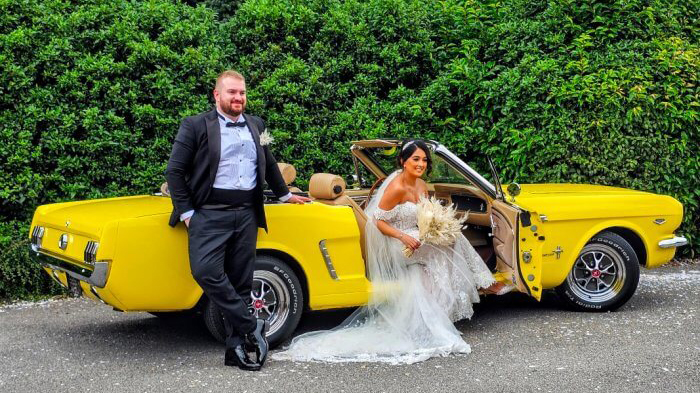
[1,262,698,393]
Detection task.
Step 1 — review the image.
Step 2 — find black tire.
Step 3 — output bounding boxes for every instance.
[203,300,226,343]
[556,231,640,312]
[202,255,304,349]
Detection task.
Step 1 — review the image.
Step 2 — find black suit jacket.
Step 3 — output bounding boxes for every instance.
[166,109,289,231]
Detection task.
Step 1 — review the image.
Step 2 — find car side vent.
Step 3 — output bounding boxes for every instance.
[84,241,99,265]
[31,226,45,250]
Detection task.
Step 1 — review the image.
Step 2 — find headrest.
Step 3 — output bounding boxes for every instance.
[309,173,346,200]
[277,163,297,185]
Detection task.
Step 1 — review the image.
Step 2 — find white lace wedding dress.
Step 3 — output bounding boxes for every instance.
[272,171,495,364]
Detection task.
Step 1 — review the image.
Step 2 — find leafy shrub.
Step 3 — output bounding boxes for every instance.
[421,0,700,251]
[1,0,697,300]
[0,221,63,299]
[227,0,699,252]
[0,0,228,299]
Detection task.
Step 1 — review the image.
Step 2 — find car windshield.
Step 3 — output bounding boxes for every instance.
[360,145,497,189]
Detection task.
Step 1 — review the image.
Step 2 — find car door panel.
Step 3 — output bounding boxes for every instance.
[491,200,544,300]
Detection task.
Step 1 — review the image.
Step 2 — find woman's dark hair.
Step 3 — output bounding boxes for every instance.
[397,139,433,175]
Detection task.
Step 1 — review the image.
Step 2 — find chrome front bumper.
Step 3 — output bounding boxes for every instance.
[658,236,689,249]
[29,245,109,288]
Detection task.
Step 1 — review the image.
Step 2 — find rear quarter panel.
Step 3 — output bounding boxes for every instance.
[106,202,368,311]
[259,203,369,310]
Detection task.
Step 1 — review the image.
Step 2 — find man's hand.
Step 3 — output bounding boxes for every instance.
[184,217,191,228]
[286,195,311,204]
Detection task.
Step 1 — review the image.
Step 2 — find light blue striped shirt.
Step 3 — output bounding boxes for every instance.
[180,111,291,221]
[213,112,258,190]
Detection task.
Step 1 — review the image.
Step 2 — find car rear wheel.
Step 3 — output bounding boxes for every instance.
[556,231,640,312]
[202,255,304,349]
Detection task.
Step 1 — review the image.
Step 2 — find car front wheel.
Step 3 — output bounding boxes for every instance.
[202,255,304,349]
[556,231,640,312]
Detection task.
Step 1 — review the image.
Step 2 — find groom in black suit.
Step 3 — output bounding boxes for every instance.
[166,70,310,370]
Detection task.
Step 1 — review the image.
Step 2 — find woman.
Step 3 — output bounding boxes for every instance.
[273,140,507,364]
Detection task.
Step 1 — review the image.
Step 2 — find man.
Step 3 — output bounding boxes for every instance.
[166,70,310,371]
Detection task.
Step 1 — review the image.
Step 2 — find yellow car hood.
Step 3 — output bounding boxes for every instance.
[33,195,172,237]
[508,184,683,222]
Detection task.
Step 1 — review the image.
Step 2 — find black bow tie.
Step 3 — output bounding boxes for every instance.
[218,113,246,128]
[225,121,246,128]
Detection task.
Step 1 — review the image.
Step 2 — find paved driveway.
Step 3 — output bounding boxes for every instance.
[1,263,698,393]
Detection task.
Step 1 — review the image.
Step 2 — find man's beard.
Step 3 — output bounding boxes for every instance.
[221,100,245,117]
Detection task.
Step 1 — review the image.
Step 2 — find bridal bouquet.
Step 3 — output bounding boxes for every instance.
[403,196,468,257]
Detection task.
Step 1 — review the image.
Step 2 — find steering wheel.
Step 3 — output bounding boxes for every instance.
[360,177,386,209]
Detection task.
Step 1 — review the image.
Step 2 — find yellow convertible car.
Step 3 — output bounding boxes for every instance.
[28,139,688,347]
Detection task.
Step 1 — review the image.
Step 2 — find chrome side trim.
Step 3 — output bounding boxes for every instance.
[658,236,688,249]
[30,247,110,287]
[318,240,339,280]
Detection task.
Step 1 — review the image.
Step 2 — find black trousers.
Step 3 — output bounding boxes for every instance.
[187,208,258,347]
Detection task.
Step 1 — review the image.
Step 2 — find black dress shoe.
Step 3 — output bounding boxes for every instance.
[224,344,261,371]
[245,319,270,366]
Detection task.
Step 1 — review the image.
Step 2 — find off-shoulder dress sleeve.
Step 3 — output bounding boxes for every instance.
[373,207,399,222]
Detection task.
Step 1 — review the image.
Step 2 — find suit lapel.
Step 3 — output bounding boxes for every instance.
[206,109,220,185]
[244,113,261,147]
[244,114,265,178]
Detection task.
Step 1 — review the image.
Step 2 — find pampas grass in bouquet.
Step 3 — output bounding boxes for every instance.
[403,196,468,257]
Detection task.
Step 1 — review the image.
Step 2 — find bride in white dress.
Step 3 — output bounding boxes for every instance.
[273,140,507,364]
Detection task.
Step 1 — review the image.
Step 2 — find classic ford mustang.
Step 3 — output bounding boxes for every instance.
[28,139,688,347]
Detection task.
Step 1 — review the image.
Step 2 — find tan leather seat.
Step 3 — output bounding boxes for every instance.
[277,163,302,193]
[308,173,368,262]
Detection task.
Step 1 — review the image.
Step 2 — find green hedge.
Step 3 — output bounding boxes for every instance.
[1,0,697,300]
[0,0,227,299]
[227,0,700,250]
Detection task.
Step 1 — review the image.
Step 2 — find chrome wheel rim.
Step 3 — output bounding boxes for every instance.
[567,244,627,304]
[249,271,290,337]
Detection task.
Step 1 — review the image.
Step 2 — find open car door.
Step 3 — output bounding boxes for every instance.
[488,157,545,301]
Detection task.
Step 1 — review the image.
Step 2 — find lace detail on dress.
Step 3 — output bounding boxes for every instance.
[272,171,497,364]
[373,207,399,222]
[373,202,418,233]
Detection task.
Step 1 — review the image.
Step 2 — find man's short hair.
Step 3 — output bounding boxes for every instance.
[215,70,245,90]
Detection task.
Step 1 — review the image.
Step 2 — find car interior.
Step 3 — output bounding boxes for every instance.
[287,140,523,283]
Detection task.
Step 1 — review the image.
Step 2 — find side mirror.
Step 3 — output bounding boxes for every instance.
[506,182,521,202]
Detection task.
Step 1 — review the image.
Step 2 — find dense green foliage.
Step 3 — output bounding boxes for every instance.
[0,0,226,299]
[1,0,698,300]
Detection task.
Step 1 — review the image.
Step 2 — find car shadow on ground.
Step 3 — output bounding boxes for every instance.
[276,290,568,347]
[59,310,223,352]
[60,286,661,352]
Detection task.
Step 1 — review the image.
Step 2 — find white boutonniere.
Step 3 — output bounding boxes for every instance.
[259,128,274,146]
